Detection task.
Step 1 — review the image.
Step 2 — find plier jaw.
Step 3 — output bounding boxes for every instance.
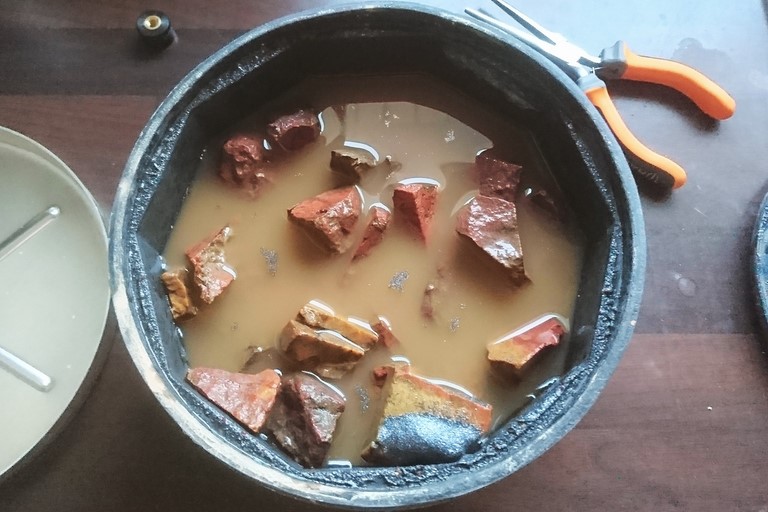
[466,7,599,73]
[466,1,735,191]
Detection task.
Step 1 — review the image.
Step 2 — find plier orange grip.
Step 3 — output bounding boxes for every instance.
[466,0,736,190]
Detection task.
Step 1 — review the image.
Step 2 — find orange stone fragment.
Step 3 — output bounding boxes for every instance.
[371,315,400,349]
[187,367,281,433]
[487,314,567,377]
[352,206,391,261]
[287,186,362,254]
[185,225,236,304]
[160,268,198,320]
[392,183,438,242]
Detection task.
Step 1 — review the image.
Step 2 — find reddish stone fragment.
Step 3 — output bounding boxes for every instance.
[160,268,198,320]
[265,373,346,468]
[352,206,391,261]
[455,195,528,287]
[476,151,523,202]
[524,187,566,222]
[187,367,280,433]
[487,314,567,378]
[266,109,321,151]
[287,186,362,254]
[185,225,236,304]
[371,366,391,388]
[421,282,439,321]
[392,183,438,242]
[421,266,450,321]
[330,148,376,182]
[218,134,274,196]
[371,315,400,348]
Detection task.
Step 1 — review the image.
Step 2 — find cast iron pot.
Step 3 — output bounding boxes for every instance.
[110,3,645,509]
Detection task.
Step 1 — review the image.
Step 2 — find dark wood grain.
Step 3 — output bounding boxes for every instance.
[1,1,767,510]
[0,26,242,95]
[0,96,157,206]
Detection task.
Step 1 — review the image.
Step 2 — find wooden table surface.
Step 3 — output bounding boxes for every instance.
[2,1,767,510]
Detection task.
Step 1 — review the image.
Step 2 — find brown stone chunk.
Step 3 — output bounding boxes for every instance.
[160,268,198,320]
[265,373,346,468]
[455,195,528,287]
[185,225,236,304]
[352,206,391,262]
[383,156,402,174]
[476,151,523,202]
[362,366,493,465]
[371,366,391,388]
[421,282,439,321]
[371,315,400,349]
[287,186,362,254]
[420,266,449,321]
[187,367,280,433]
[279,319,365,375]
[330,148,376,182]
[392,183,438,242]
[524,187,566,222]
[296,301,378,349]
[487,314,567,378]
[218,134,273,196]
[266,109,320,151]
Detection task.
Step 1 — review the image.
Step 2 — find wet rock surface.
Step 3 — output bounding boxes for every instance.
[266,109,321,151]
[487,314,567,378]
[330,147,376,182]
[352,206,391,261]
[187,367,280,433]
[160,268,198,320]
[476,151,523,203]
[218,134,273,196]
[287,186,363,254]
[266,373,346,468]
[524,187,566,222]
[371,315,400,348]
[455,195,528,287]
[296,301,378,349]
[279,319,366,378]
[363,413,487,466]
[185,225,236,304]
[392,183,438,242]
[420,269,448,322]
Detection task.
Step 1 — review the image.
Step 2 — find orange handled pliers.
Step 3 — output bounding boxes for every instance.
[466,0,736,190]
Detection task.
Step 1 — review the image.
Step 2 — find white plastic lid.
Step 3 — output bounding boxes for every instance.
[0,127,110,478]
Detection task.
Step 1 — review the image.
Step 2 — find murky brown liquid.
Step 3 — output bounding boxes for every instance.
[163,76,584,465]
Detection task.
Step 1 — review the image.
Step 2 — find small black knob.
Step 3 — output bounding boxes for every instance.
[136,10,176,49]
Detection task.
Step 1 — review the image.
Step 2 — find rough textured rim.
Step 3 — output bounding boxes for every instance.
[752,191,768,346]
[109,3,646,509]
